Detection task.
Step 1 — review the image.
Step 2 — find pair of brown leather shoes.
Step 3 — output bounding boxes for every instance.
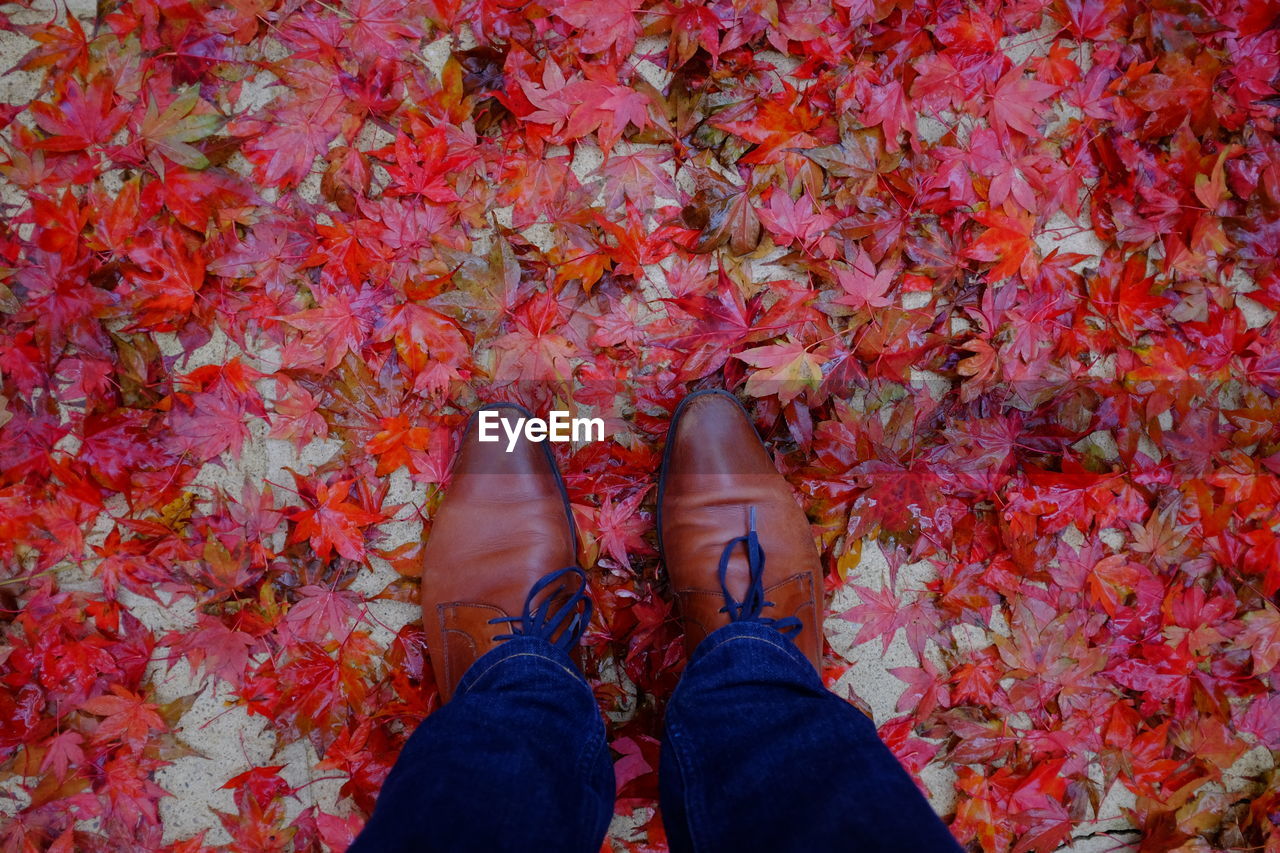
[420,390,824,702]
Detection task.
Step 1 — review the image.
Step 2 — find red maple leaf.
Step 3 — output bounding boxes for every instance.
[344,0,424,61]
[181,617,259,685]
[284,287,379,373]
[890,655,951,717]
[986,67,1058,138]
[270,376,329,449]
[964,208,1038,281]
[1240,609,1280,675]
[81,686,165,748]
[735,337,828,405]
[40,730,86,784]
[863,80,913,151]
[168,389,252,462]
[592,488,654,572]
[553,0,640,57]
[754,190,835,253]
[235,66,347,187]
[284,584,363,642]
[287,478,385,562]
[378,303,470,395]
[31,75,127,151]
[833,249,896,309]
[839,584,940,658]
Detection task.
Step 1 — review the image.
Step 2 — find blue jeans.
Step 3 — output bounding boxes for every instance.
[351,622,962,852]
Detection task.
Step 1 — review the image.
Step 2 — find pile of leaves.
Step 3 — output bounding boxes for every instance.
[2,0,1279,848]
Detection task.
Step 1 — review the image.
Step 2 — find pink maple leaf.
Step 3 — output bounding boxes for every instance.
[285,584,363,642]
[755,190,834,252]
[833,249,897,309]
[987,67,1058,138]
[840,584,940,658]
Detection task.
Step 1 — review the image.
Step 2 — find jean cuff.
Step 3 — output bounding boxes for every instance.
[686,619,816,674]
[454,635,591,698]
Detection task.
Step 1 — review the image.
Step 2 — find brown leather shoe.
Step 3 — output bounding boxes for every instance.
[657,390,824,669]
[420,403,585,701]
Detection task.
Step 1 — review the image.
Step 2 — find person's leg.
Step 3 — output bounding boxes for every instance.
[350,633,613,853]
[656,390,960,852]
[351,404,614,851]
[659,620,962,852]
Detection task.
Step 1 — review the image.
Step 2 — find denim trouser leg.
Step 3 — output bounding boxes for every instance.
[660,621,964,853]
[349,636,614,853]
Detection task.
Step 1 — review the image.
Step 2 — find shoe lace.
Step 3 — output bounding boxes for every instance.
[717,507,802,637]
[488,566,592,652]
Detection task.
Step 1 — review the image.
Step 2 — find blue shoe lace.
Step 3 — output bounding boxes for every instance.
[717,507,802,637]
[488,566,592,652]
